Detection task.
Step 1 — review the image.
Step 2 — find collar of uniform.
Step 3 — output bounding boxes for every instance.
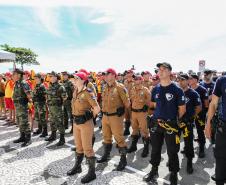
[107,81,117,88]
[135,84,143,90]
[77,86,87,96]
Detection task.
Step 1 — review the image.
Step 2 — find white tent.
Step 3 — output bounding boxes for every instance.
[0,50,16,63]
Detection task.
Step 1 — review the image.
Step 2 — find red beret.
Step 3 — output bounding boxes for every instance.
[105,68,117,76]
[74,72,88,81]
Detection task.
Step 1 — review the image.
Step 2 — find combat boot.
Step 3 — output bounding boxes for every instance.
[187,158,193,174]
[13,132,25,143]
[115,147,127,171]
[141,137,149,158]
[127,135,139,153]
[33,125,42,136]
[97,143,112,163]
[123,120,131,136]
[81,156,96,184]
[198,144,205,158]
[21,133,32,147]
[40,127,48,137]
[67,153,84,175]
[169,172,178,185]
[45,131,56,141]
[56,134,65,146]
[143,166,159,182]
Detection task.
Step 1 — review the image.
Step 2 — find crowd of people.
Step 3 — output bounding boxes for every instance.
[0,62,226,185]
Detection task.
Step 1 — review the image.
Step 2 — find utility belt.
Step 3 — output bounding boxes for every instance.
[102,107,125,117]
[13,98,28,106]
[195,114,206,127]
[216,119,226,133]
[73,110,93,125]
[131,105,148,113]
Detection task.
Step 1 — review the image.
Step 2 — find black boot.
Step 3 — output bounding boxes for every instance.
[81,156,96,184]
[187,158,193,174]
[92,136,95,147]
[33,125,42,136]
[21,133,32,147]
[115,147,127,171]
[198,144,205,158]
[67,153,84,176]
[169,172,178,185]
[13,132,25,143]
[40,127,48,138]
[143,166,159,182]
[56,134,65,146]
[123,121,131,136]
[211,174,226,183]
[127,135,139,153]
[97,143,112,163]
[141,137,149,158]
[45,131,56,141]
[71,146,76,151]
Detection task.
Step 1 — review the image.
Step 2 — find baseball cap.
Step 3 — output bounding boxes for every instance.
[156,62,172,71]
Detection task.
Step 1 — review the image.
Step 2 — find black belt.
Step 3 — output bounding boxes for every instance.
[131,108,147,112]
[73,111,93,125]
[102,112,118,116]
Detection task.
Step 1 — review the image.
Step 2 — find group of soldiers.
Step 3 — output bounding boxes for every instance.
[1,63,226,185]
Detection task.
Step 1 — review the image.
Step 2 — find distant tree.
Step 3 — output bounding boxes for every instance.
[1,44,39,70]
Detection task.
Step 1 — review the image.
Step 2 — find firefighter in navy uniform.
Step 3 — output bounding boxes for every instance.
[178,73,202,174]
[189,73,209,158]
[143,63,186,185]
[205,75,226,185]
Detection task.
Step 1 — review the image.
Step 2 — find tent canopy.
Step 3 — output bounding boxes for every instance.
[0,50,16,63]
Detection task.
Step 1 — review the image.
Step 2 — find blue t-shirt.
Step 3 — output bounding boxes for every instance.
[184,88,201,119]
[194,85,208,108]
[151,83,185,120]
[200,81,215,97]
[213,76,226,121]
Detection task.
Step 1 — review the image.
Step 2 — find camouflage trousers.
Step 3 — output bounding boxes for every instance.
[34,102,47,129]
[48,105,65,134]
[15,103,31,134]
[63,100,73,128]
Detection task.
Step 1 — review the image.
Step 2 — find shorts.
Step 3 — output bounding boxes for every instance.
[4,98,15,110]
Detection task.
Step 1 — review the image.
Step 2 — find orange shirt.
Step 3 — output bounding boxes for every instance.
[5,80,14,98]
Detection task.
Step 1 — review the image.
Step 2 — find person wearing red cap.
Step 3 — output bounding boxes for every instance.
[123,69,135,136]
[142,71,152,90]
[67,72,100,184]
[127,75,151,158]
[152,74,160,87]
[97,68,130,171]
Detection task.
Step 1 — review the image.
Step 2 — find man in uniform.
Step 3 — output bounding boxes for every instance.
[97,68,131,171]
[143,63,186,185]
[189,73,209,158]
[205,74,226,185]
[123,69,134,135]
[12,69,32,147]
[61,71,74,133]
[127,75,151,158]
[32,73,48,137]
[178,73,202,174]
[141,71,152,90]
[45,71,67,146]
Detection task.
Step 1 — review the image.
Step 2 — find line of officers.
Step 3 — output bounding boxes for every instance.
[10,63,226,185]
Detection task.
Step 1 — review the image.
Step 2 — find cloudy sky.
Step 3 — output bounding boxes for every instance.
[0,0,226,73]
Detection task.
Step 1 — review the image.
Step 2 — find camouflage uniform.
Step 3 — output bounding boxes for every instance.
[32,81,47,137]
[62,79,74,129]
[13,69,32,147]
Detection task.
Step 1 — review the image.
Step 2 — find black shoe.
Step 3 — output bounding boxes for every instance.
[81,156,96,184]
[40,127,48,138]
[127,135,139,153]
[21,133,32,147]
[187,158,193,174]
[97,143,112,163]
[115,147,127,171]
[67,153,84,176]
[143,166,159,182]
[169,172,178,185]
[71,146,76,151]
[211,174,226,183]
[141,137,149,158]
[123,121,131,136]
[45,131,56,141]
[56,134,65,146]
[198,145,205,158]
[13,132,25,143]
[33,126,42,136]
